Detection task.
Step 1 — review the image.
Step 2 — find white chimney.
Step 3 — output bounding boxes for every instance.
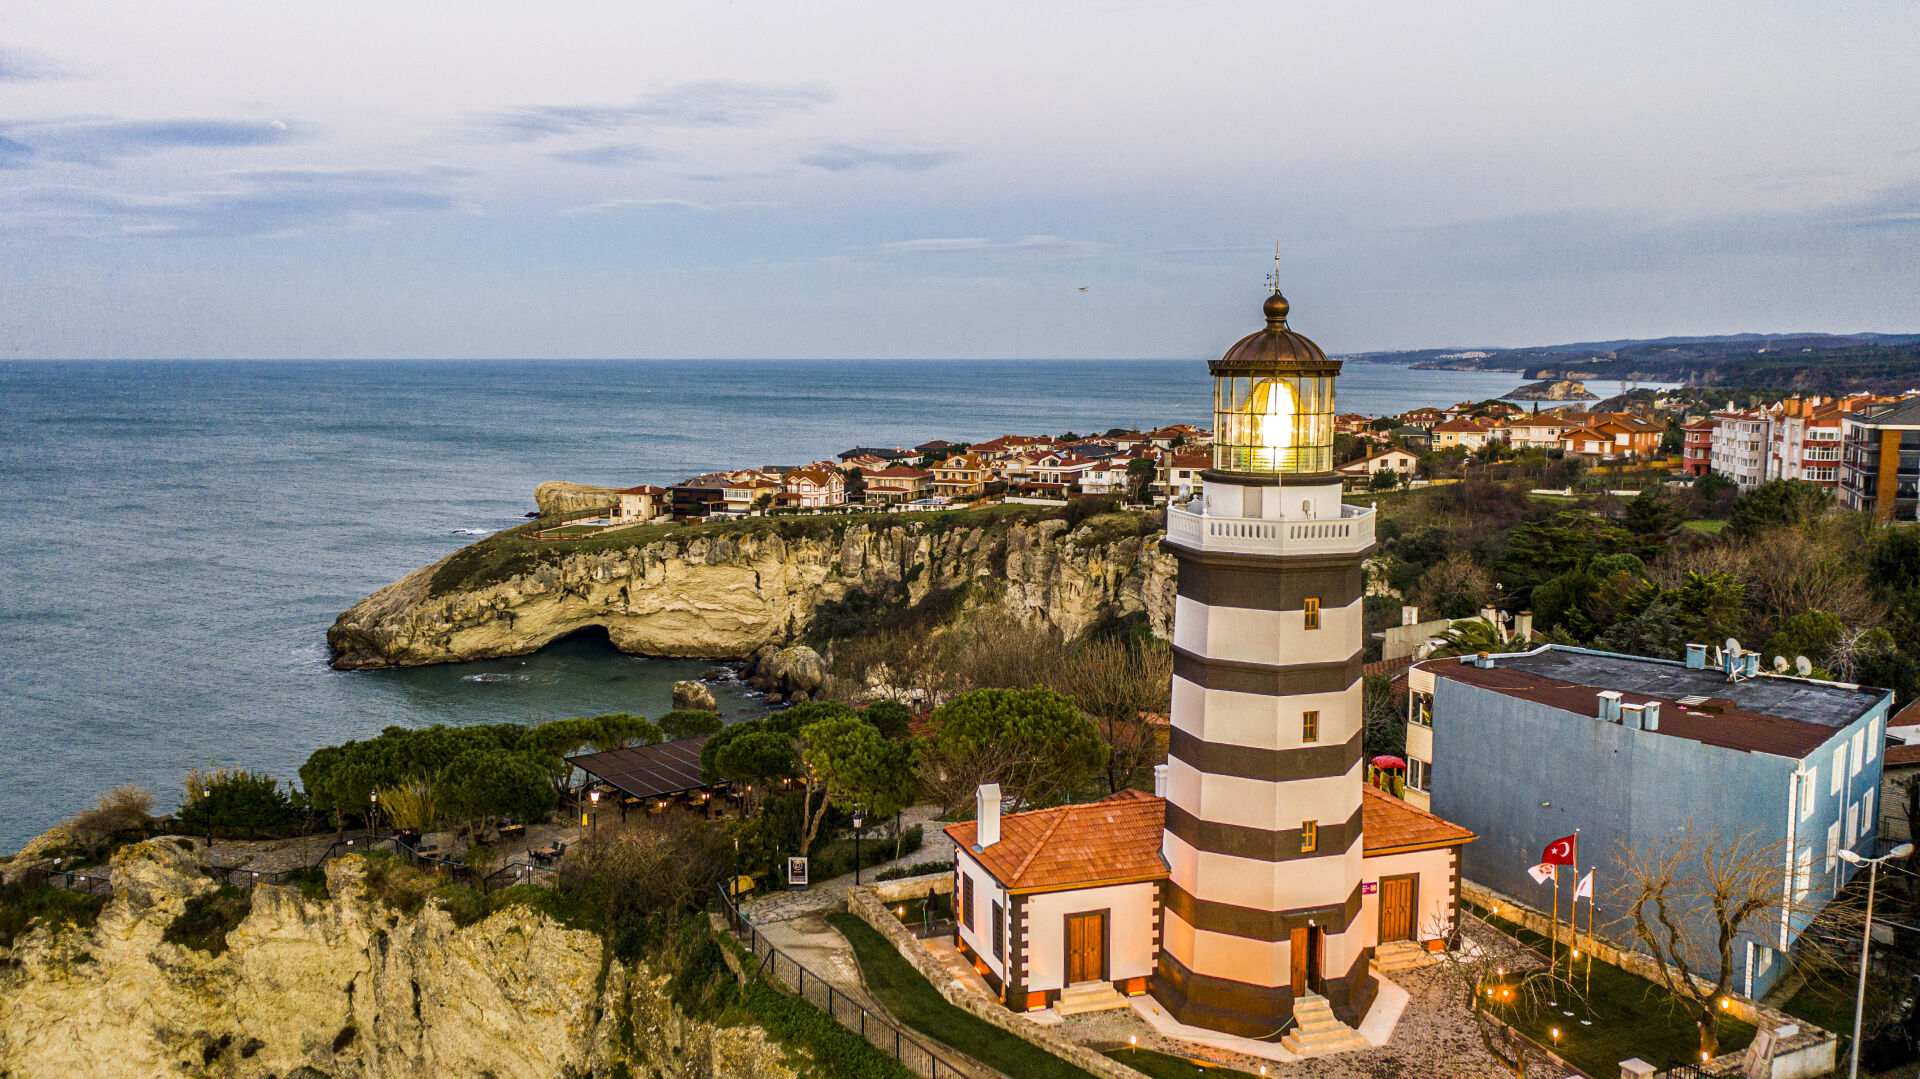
[975,783,1002,850]
[1402,605,1420,626]
[1153,764,1169,797]
[1597,690,1623,722]
[1515,611,1533,642]
[1621,702,1645,730]
[1642,701,1661,731]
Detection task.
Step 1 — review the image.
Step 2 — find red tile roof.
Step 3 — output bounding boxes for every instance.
[1886,744,1920,768]
[1362,785,1477,853]
[946,789,1169,894]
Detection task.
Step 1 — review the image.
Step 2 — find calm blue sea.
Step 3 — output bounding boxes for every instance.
[0,358,1649,851]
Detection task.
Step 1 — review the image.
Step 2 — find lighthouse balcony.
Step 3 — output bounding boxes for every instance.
[1165,500,1375,557]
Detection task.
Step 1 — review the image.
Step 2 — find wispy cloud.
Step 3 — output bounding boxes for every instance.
[0,46,62,81]
[14,167,470,237]
[0,118,300,167]
[475,81,833,143]
[0,135,31,170]
[800,142,956,172]
[555,196,784,218]
[875,234,1095,254]
[549,143,663,167]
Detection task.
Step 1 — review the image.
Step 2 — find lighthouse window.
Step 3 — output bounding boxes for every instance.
[1304,598,1320,629]
[1302,711,1319,743]
[1300,820,1319,853]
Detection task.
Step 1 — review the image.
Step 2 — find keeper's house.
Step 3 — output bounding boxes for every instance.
[1410,643,1894,997]
[944,776,1474,1016]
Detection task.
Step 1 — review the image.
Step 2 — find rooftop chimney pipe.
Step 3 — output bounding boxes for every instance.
[1686,644,1708,670]
[1402,606,1420,627]
[975,783,1001,850]
[1642,701,1661,731]
[1597,690,1624,722]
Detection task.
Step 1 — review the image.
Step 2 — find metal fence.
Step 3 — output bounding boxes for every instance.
[717,884,978,1079]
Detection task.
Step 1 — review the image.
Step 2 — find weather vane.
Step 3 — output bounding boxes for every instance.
[1265,241,1282,294]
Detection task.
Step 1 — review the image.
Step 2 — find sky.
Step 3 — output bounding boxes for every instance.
[1,2,1916,359]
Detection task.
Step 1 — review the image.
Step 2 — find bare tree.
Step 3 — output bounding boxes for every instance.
[1047,636,1172,793]
[1429,910,1572,1078]
[1610,822,1856,1058]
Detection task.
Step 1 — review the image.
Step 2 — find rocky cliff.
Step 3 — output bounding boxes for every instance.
[329,516,1176,669]
[0,841,794,1079]
[534,481,626,517]
[1504,378,1597,401]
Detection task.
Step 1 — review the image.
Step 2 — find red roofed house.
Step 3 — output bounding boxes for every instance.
[1431,417,1496,450]
[862,465,933,506]
[779,468,844,508]
[946,775,1474,1017]
[1681,419,1716,477]
[1081,454,1145,496]
[614,485,668,523]
[1157,449,1212,499]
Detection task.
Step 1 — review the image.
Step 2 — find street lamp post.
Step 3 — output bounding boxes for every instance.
[852,809,865,886]
[589,788,600,841]
[1838,841,1915,1079]
[369,789,379,841]
[202,788,212,848]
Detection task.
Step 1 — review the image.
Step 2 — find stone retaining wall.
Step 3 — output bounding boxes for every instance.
[846,884,1142,1079]
[872,871,954,904]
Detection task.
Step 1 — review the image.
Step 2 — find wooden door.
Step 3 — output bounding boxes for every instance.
[1289,926,1310,996]
[1378,875,1417,943]
[1066,912,1106,984]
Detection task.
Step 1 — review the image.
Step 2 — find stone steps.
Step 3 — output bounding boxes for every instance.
[1372,940,1435,973]
[1280,993,1371,1056]
[1054,980,1131,1016]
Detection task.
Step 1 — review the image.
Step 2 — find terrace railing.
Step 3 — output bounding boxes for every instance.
[716,883,978,1079]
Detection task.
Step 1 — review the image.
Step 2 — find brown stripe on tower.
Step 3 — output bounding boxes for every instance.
[1168,728,1362,782]
[1161,879,1364,941]
[1172,648,1364,696]
[1172,550,1367,611]
[1164,801,1364,862]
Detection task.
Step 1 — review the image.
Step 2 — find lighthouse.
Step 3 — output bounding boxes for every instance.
[1153,283,1378,1036]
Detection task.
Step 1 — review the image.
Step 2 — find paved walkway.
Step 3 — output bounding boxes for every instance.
[742,804,955,923]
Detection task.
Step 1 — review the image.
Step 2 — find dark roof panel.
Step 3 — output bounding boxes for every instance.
[568,736,711,800]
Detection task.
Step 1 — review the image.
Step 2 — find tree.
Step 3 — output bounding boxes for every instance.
[1431,909,1568,1078]
[1611,822,1852,1058]
[1622,487,1680,545]
[1725,479,1830,540]
[1049,637,1172,793]
[182,766,295,838]
[793,713,903,860]
[658,709,724,741]
[701,723,800,813]
[436,748,556,836]
[860,699,913,740]
[518,714,661,796]
[1762,611,1846,673]
[918,688,1106,814]
[65,785,155,858]
[1412,551,1497,620]
[1361,674,1405,757]
[1370,467,1402,491]
[1125,455,1158,502]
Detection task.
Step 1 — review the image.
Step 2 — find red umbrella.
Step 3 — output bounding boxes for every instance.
[1371,755,1407,770]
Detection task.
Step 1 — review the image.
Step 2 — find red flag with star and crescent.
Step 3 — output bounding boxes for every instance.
[1541,833,1578,866]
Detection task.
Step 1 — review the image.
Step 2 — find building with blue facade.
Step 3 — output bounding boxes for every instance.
[1409,643,1893,997]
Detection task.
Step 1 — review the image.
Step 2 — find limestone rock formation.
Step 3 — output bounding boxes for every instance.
[1504,378,1597,401]
[329,517,1176,669]
[534,481,625,517]
[0,839,796,1079]
[672,680,718,712]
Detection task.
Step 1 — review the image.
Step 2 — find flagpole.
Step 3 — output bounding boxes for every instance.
[1586,872,1595,998]
[1551,868,1560,978]
[1571,828,1580,990]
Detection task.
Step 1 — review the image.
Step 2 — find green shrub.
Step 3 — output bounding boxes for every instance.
[179,768,296,839]
[163,885,252,956]
[874,858,952,883]
[0,881,110,947]
[280,866,329,900]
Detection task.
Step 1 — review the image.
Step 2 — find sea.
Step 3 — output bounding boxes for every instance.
[0,358,1655,851]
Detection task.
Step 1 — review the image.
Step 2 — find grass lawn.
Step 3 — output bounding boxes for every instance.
[1681,519,1727,534]
[1471,907,1756,1076]
[1528,492,1581,504]
[1105,1046,1262,1077]
[828,912,1104,1079]
[1779,964,1902,1035]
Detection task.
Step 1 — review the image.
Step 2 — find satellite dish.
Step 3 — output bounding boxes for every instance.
[1773,655,1789,673]
[1725,637,1741,656]
[1795,656,1813,677]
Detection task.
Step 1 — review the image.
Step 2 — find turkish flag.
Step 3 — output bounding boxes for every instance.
[1541,834,1578,866]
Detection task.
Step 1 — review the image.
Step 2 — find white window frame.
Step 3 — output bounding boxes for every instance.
[1794,846,1813,903]
[1863,787,1875,825]
[1830,750,1845,795]
[1867,718,1880,763]
[1826,820,1841,875]
[1798,770,1817,821]
[1846,801,1860,848]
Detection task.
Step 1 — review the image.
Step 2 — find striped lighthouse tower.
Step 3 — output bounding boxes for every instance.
[1152,284,1378,1036]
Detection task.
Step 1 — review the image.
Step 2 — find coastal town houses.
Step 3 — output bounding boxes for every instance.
[861,465,933,506]
[837,445,917,466]
[931,452,989,499]
[1155,449,1211,499]
[1681,418,1715,476]
[1501,414,1578,450]
[1408,642,1892,997]
[721,474,782,515]
[1840,396,1920,519]
[1710,406,1771,489]
[971,434,1058,461]
[779,468,845,509]
[1336,447,1419,485]
[1080,454,1145,496]
[1767,399,1850,487]
[613,484,668,523]
[1430,416,1496,450]
[1399,406,1446,428]
[1145,424,1207,449]
[667,474,731,518]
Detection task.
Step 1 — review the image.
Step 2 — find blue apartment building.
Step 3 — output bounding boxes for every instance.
[1411,643,1893,997]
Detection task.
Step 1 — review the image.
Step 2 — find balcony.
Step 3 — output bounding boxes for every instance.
[1165,500,1376,557]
